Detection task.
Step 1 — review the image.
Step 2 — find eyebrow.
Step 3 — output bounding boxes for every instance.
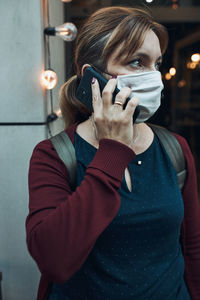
[130,51,163,62]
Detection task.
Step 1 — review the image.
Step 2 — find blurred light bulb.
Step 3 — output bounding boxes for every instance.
[44,23,77,42]
[165,73,172,80]
[169,67,176,76]
[145,0,153,2]
[55,23,77,41]
[41,70,58,90]
[191,53,200,63]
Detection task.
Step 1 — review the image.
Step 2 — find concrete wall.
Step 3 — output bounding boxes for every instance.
[0,0,66,299]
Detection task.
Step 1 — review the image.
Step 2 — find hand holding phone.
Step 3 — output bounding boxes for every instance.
[76,67,140,123]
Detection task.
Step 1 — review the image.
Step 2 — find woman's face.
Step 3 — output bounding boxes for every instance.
[106,30,162,77]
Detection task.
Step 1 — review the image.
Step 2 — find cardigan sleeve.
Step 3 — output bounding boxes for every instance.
[26,137,135,283]
[174,133,200,300]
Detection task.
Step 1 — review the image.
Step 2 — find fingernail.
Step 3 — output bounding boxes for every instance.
[92,77,96,84]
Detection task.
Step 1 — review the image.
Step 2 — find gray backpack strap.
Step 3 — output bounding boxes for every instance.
[149,124,186,190]
[50,131,77,191]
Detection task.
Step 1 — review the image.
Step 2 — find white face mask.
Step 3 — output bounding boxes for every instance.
[117,71,164,123]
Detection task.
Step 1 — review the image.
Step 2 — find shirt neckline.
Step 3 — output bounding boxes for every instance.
[75,131,157,160]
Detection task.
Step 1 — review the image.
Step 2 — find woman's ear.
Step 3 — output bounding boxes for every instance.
[81,64,91,76]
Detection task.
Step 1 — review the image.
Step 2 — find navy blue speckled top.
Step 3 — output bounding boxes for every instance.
[48,133,191,300]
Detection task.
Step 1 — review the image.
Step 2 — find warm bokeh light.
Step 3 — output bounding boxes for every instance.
[187,62,197,69]
[169,67,176,76]
[41,70,58,90]
[165,73,172,80]
[145,0,153,3]
[191,53,200,63]
[172,4,178,9]
[61,0,72,2]
[55,109,62,118]
[178,80,186,88]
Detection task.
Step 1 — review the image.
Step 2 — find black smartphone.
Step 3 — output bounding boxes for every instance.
[76,67,140,123]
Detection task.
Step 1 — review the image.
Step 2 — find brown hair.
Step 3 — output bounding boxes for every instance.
[59,6,168,128]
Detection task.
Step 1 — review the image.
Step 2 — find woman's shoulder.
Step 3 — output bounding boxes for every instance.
[30,138,64,173]
[172,132,192,158]
[29,123,78,178]
[172,131,197,184]
[32,122,78,157]
[172,132,187,145]
[32,138,53,158]
[29,137,69,183]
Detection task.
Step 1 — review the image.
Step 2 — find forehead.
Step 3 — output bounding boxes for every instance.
[108,30,162,64]
[138,30,161,56]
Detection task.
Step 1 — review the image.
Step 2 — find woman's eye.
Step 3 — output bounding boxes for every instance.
[128,59,162,70]
[129,59,143,68]
[155,61,162,70]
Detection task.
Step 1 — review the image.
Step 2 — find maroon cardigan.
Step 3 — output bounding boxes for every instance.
[26,123,200,300]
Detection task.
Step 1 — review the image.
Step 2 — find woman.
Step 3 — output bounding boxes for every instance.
[26,6,200,300]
